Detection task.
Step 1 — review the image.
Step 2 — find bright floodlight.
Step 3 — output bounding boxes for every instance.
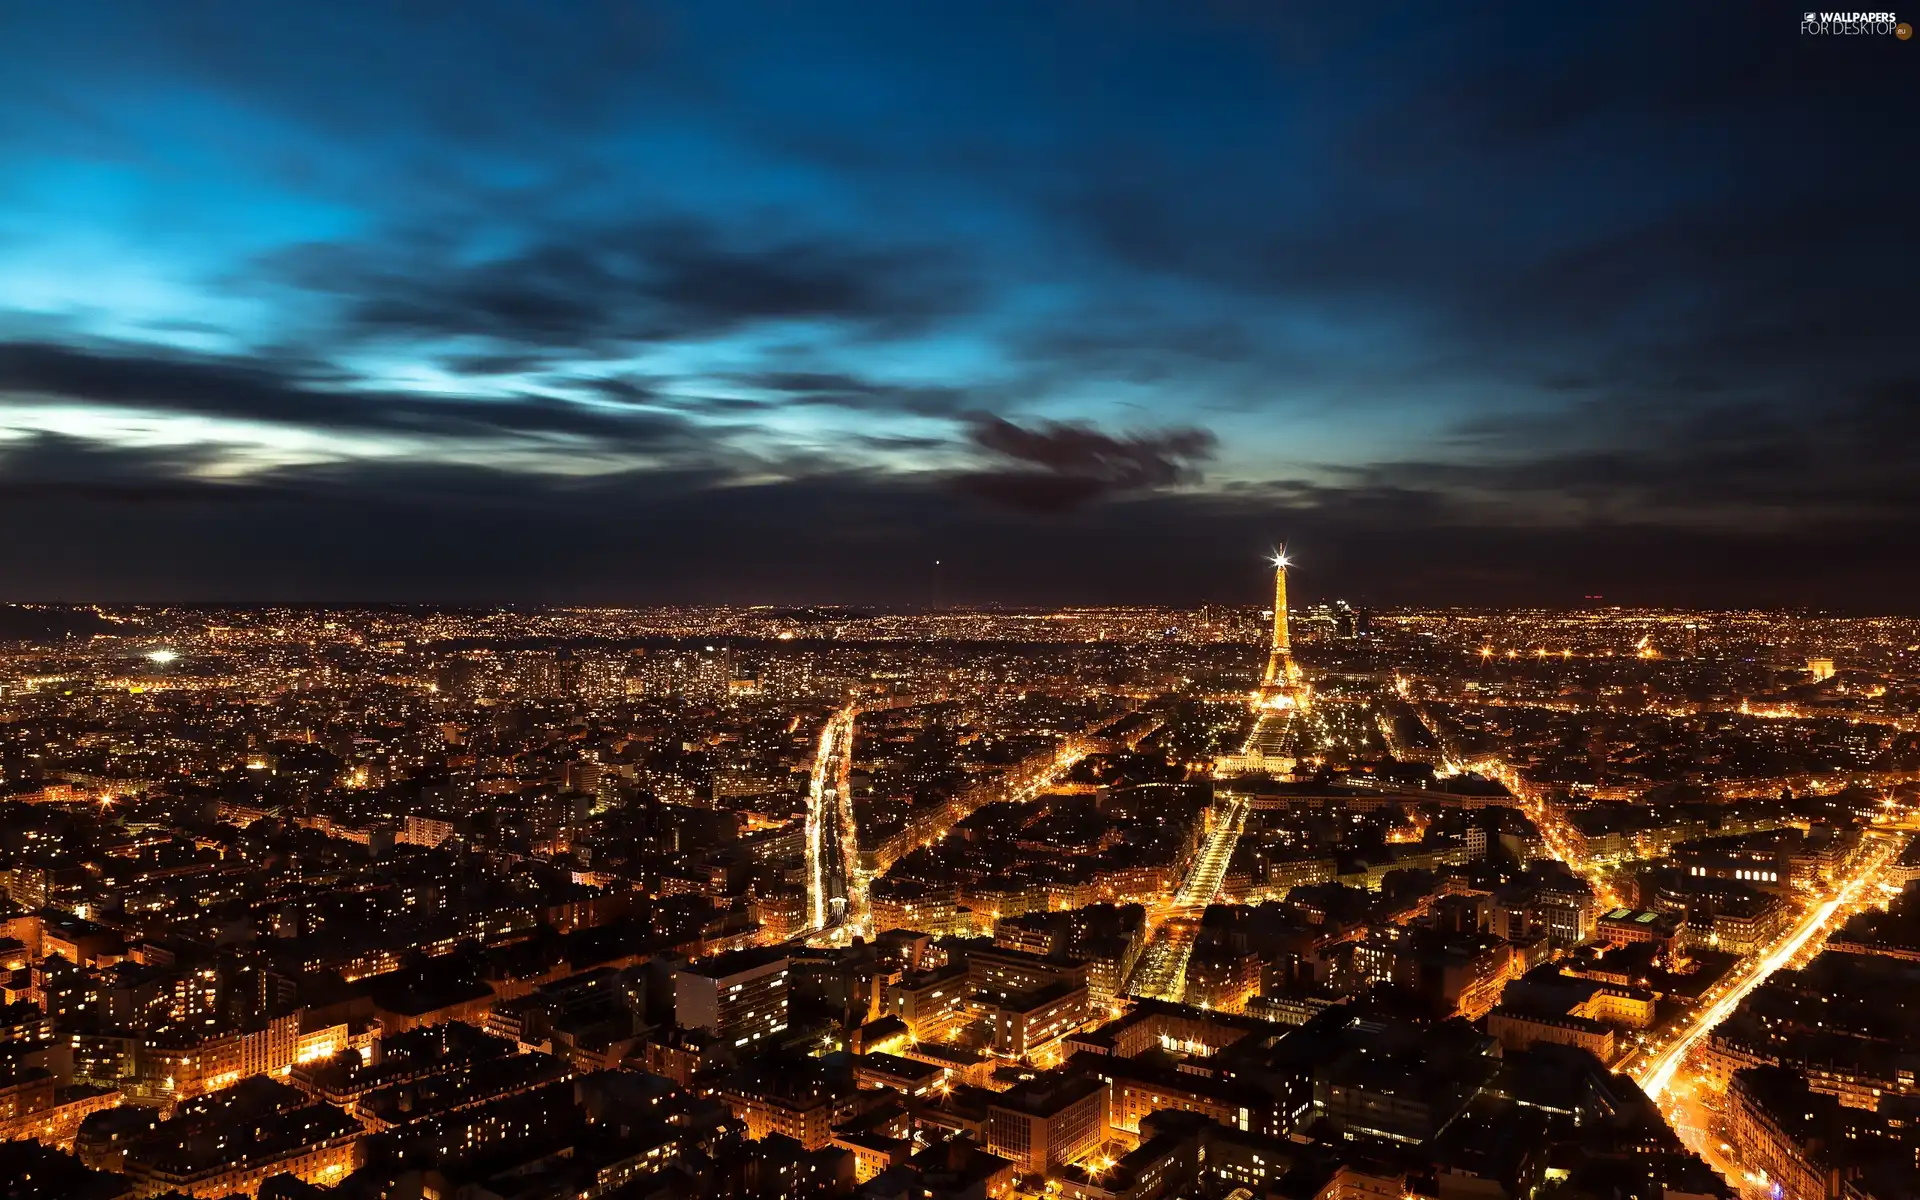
[146,649,178,664]
[1269,549,1292,570]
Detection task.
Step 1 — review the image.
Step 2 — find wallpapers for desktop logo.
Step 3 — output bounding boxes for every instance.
[1801,10,1911,36]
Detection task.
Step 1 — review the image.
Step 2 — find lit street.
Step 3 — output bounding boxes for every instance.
[1632,831,1905,1104]
[804,704,860,937]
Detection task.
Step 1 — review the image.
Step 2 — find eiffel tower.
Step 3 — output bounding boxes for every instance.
[1258,548,1307,708]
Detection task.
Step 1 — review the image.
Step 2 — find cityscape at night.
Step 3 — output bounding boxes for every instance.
[2,583,1920,1199]
[1,3,1916,1200]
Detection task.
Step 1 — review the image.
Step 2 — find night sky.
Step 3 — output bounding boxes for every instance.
[1,4,1913,608]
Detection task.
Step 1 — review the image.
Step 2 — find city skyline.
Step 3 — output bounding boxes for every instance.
[1,4,1915,606]
[3,593,1918,1199]
[6,9,1920,1200]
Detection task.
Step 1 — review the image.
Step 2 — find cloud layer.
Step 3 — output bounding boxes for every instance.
[0,3,1913,605]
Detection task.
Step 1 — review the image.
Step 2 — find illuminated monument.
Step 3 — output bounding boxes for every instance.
[1261,548,1295,688]
[1216,548,1311,776]
[1257,548,1308,710]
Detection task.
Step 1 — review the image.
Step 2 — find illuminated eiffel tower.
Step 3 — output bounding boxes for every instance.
[1257,547,1307,708]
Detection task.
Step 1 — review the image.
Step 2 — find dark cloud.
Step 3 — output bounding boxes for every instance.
[0,340,707,450]
[2,4,1915,606]
[731,371,977,419]
[852,432,951,451]
[0,353,1914,609]
[1,426,1915,610]
[5,3,676,159]
[1049,8,1917,414]
[1011,320,1258,389]
[437,350,571,377]
[0,434,246,504]
[267,217,978,355]
[1364,379,1920,527]
[953,416,1217,513]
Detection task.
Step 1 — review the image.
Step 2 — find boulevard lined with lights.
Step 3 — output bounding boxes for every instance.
[804,704,859,933]
[1635,832,1906,1103]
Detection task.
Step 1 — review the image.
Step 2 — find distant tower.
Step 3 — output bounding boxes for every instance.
[1261,548,1300,691]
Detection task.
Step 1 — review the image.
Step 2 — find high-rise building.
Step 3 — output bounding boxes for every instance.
[1333,600,1356,639]
[579,653,629,701]
[985,1072,1110,1174]
[511,651,562,698]
[433,656,484,700]
[643,646,734,701]
[673,948,790,1049]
